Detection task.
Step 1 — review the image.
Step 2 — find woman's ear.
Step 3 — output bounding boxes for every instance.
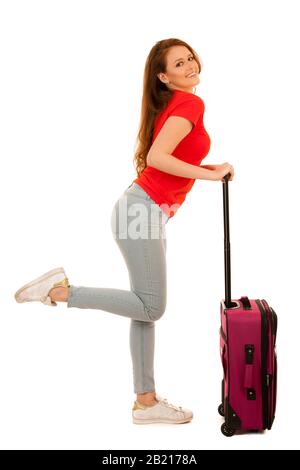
[157,73,168,84]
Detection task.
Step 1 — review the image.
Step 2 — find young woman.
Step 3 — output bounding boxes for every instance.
[15,38,234,425]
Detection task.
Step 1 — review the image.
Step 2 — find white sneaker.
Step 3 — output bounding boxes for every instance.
[14,267,70,306]
[132,395,193,424]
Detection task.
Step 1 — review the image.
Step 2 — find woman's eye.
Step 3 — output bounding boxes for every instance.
[176,56,194,67]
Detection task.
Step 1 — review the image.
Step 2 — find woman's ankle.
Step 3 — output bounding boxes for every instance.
[136,391,157,406]
[49,286,69,302]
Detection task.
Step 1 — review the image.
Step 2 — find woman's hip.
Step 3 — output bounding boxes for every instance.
[111,186,168,240]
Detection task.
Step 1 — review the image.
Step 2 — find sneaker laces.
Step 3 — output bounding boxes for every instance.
[158,397,183,412]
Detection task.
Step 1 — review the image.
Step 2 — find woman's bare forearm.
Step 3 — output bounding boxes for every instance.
[147,152,216,181]
[200,164,217,170]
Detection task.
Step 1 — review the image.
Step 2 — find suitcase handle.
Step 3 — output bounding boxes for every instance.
[223,173,231,183]
[240,296,252,310]
[222,173,233,308]
[222,179,252,312]
[244,364,254,388]
[244,345,256,400]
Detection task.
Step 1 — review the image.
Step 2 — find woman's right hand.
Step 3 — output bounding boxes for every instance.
[211,163,234,181]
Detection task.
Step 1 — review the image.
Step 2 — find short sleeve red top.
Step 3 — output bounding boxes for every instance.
[134,89,211,218]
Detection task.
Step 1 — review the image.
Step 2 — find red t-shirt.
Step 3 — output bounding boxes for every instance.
[134,89,211,218]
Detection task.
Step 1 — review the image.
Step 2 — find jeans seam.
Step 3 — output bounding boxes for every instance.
[141,321,145,392]
[143,237,155,321]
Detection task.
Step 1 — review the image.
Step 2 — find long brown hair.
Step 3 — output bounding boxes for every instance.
[133,38,202,178]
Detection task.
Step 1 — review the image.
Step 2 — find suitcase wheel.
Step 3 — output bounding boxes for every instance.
[221,423,235,437]
[218,404,225,416]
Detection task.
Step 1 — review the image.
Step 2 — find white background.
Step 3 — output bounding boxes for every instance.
[0,0,299,450]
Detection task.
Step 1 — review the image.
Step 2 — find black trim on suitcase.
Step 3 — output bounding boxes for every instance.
[221,379,225,410]
[244,345,256,400]
[270,307,278,428]
[245,344,254,364]
[225,398,241,430]
[262,300,278,429]
[270,306,278,343]
[247,389,256,400]
[255,299,269,430]
[272,354,277,428]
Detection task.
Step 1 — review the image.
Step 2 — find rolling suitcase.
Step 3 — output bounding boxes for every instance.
[218,174,278,436]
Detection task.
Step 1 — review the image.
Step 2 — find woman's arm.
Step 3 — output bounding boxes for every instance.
[148,152,216,180]
[200,164,217,170]
[147,116,216,181]
[146,117,234,181]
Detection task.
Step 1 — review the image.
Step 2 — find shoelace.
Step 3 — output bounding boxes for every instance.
[158,398,183,412]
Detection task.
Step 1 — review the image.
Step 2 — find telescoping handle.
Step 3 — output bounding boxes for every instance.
[222,173,234,308]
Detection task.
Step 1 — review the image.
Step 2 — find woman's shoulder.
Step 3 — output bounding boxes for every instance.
[172,89,203,101]
[168,90,204,111]
[168,90,204,109]
[153,91,203,133]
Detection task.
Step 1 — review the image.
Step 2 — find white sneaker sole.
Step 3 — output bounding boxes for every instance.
[132,417,193,425]
[14,267,66,303]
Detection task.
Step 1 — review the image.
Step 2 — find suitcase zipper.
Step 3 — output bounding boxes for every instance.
[270,306,278,343]
[272,352,278,426]
[261,300,273,429]
[268,305,278,426]
[255,299,269,429]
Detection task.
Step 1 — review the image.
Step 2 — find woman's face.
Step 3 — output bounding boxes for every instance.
[158,45,200,93]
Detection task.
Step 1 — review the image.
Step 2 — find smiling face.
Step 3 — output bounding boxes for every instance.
[157,45,201,93]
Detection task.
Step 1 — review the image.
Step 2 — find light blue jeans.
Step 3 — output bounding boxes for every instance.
[67,183,170,393]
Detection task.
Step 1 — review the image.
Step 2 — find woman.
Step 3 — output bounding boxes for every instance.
[15,38,234,425]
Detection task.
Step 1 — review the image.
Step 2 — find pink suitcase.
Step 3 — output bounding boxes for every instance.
[218,174,278,436]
